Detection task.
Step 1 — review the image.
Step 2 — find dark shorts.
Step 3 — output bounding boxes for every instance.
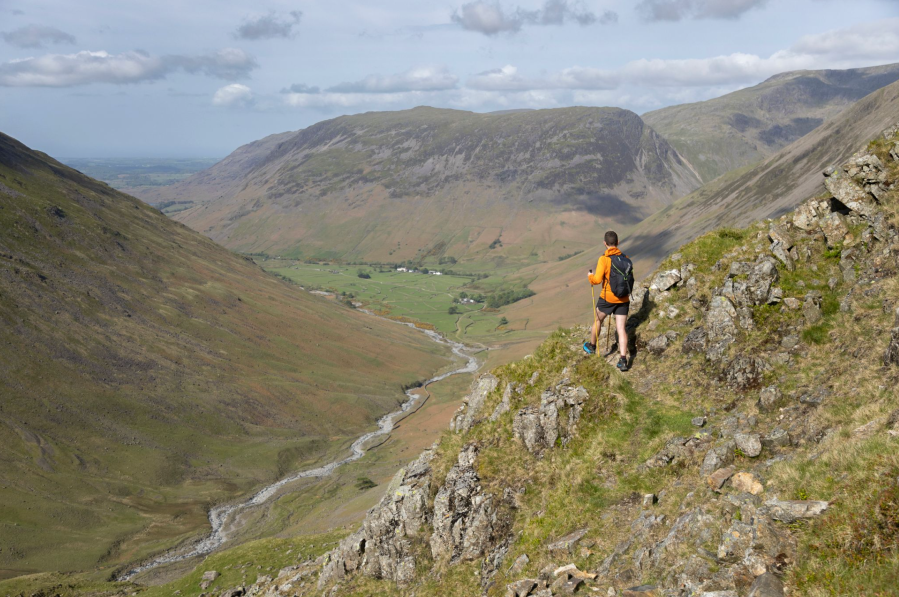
[596,297,630,316]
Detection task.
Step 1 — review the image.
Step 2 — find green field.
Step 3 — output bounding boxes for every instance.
[266,262,544,346]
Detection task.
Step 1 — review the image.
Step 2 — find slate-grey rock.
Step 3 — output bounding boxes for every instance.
[451,374,499,433]
[764,499,829,523]
[507,579,537,597]
[768,224,794,249]
[647,334,670,355]
[734,433,762,457]
[700,442,735,476]
[546,528,588,555]
[722,355,768,390]
[512,388,586,456]
[491,382,517,422]
[509,553,530,574]
[770,241,795,271]
[761,428,790,449]
[757,386,782,412]
[651,270,681,292]
[692,416,707,427]
[431,445,503,563]
[748,572,785,597]
[683,326,708,354]
[319,448,436,587]
[819,212,849,248]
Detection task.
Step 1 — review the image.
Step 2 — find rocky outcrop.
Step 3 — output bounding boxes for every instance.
[430,444,508,563]
[450,374,499,433]
[319,449,435,587]
[512,385,589,456]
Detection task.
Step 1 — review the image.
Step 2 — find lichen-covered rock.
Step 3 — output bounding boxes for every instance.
[819,212,849,248]
[757,385,782,412]
[769,241,794,271]
[734,433,762,457]
[748,573,785,597]
[450,374,499,433]
[763,499,829,523]
[647,334,670,355]
[430,444,506,563]
[701,442,735,476]
[491,382,519,421]
[651,269,681,291]
[512,387,587,455]
[768,224,794,249]
[319,449,435,588]
[683,326,708,354]
[722,355,768,390]
[731,472,764,495]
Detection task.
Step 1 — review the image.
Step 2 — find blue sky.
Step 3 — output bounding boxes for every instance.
[1,0,898,157]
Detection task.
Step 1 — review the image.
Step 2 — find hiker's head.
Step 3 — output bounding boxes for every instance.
[604,230,619,247]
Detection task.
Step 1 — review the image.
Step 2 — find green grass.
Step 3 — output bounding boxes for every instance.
[265,262,545,346]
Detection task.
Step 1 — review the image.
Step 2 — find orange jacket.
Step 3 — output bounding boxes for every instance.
[588,246,629,304]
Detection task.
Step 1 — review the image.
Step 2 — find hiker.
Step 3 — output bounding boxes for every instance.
[583,230,633,372]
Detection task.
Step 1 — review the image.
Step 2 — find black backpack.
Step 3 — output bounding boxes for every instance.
[608,254,634,299]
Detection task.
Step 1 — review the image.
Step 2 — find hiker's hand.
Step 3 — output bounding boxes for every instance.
[588,269,593,274]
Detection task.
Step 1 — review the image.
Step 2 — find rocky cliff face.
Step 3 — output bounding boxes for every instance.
[239,123,899,597]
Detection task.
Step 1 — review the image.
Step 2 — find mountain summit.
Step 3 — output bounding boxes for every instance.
[146,107,701,264]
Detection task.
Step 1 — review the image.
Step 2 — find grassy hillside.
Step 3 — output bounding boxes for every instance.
[643,63,899,183]
[141,106,700,268]
[29,122,899,597]
[0,132,454,579]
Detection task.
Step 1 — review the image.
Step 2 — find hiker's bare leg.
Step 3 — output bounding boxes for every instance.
[616,314,628,358]
[591,309,606,345]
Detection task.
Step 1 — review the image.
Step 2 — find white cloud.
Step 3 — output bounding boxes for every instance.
[234,11,302,40]
[451,0,611,35]
[0,48,258,87]
[468,64,618,90]
[2,24,76,49]
[636,0,767,21]
[327,66,458,93]
[213,83,254,107]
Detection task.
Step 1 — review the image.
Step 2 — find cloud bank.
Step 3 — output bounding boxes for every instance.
[213,83,254,107]
[451,0,615,35]
[234,11,303,40]
[636,0,768,21]
[2,25,76,49]
[0,48,258,87]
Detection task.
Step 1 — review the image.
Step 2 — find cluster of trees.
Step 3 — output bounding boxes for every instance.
[557,250,584,261]
[357,269,371,279]
[486,288,535,309]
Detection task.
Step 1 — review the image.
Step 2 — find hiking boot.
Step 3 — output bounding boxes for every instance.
[583,342,596,355]
[616,356,629,372]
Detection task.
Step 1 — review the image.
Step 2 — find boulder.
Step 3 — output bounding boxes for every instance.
[782,297,800,310]
[764,499,829,523]
[507,579,538,597]
[803,296,823,325]
[622,586,660,596]
[707,466,737,492]
[717,519,753,562]
[734,433,762,457]
[891,141,899,162]
[546,528,588,555]
[792,200,822,231]
[748,573,785,597]
[701,442,735,476]
[647,334,670,355]
[692,416,707,427]
[219,589,244,597]
[757,386,782,412]
[768,224,794,248]
[819,212,849,248]
[451,374,499,433]
[509,553,530,574]
[747,258,780,305]
[770,241,794,271]
[731,472,764,495]
[686,276,699,299]
[651,270,681,292]
[761,428,790,449]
